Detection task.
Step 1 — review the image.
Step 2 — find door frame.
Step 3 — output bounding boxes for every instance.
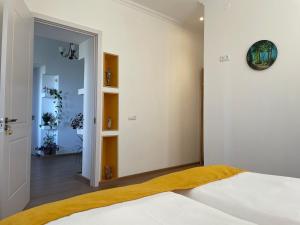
[200,68,204,166]
[32,13,103,187]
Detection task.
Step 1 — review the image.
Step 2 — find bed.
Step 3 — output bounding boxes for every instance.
[1,165,299,225]
[46,192,256,225]
[179,171,300,225]
[0,165,243,225]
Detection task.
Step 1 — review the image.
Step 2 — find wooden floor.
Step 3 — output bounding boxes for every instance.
[27,154,200,209]
[27,154,96,209]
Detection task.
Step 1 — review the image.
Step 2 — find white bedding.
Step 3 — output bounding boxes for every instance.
[179,172,300,225]
[47,192,256,225]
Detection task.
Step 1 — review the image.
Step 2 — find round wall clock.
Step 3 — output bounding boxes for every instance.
[246,40,278,71]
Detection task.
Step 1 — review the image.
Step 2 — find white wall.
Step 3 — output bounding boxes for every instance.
[202,0,300,177]
[26,0,203,177]
[31,67,40,152]
[34,37,84,153]
[79,38,95,179]
[0,1,3,73]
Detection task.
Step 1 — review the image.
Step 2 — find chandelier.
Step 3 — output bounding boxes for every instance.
[58,43,78,60]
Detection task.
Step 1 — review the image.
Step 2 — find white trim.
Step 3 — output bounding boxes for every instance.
[93,32,103,188]
[102,131,119,137]
[113,0,181,25]
[102,87,119,94]
[33,14,102,188]
[33,13,100,36]
[78,88,85,95]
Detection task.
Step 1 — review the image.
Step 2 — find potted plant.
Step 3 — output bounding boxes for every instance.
[41,112,57,129]
[42,112,54,126]
[49,88,63,121]
[42,87,63,125]
[37,133,59,155]
[70,113,84,152]
[70,113,83,130]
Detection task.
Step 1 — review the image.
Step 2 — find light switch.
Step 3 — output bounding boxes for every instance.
[128,116,137,121]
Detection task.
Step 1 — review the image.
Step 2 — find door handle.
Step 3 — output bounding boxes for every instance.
[5,118,18,123]
[4,118,17,136]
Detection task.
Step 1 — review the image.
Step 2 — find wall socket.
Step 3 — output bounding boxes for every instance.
[219,55,230,63]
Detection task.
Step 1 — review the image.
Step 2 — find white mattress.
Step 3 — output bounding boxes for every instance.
[47,192,256,225]
[179,172,300,225]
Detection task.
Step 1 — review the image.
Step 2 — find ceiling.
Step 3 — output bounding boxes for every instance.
[129,0,204,31]
[34,22,90,44]
[35,1,204,39]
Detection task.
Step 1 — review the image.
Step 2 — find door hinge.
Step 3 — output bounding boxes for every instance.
[94,117,96,124]
[0,118,4,132]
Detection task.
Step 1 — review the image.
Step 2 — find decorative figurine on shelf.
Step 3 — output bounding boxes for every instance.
[104,166,113,180]
[107,117,112,130]
[105,68,112,86]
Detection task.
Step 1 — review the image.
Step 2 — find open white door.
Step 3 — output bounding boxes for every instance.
[0,0,33,218]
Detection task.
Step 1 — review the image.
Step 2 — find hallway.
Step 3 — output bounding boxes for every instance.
[27,154,96,209]
[26,154,199,209]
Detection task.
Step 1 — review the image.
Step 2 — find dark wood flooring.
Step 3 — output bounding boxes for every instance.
[27,154,96,209]
[27,155,200,209]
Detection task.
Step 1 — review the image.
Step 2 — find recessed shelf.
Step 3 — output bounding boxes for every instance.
[103,53,119,88]
[101,52,119,182]
[103,93,119,131]
[101,136,118,181]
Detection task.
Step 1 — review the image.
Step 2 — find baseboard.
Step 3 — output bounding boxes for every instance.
[75,174,90,185]
[119,162,201,180]
[99,162,201,190]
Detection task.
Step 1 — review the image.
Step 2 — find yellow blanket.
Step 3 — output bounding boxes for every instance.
[0,165,243,225]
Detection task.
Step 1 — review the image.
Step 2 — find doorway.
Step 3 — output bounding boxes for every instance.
[29,18,101,207]
[0,0,103,216]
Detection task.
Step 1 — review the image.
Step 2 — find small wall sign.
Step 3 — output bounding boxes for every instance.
[247,40,278,71]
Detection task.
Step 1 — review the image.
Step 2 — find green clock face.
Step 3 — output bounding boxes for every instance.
[247,40,278,71]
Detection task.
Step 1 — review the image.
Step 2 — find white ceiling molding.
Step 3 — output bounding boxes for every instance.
[112,0,182,26]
